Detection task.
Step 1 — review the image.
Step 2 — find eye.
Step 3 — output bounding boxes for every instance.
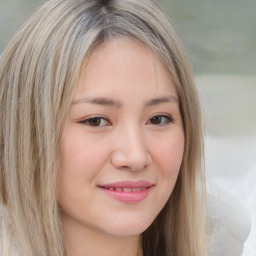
[78,116,110,127]
[147,115,173,126]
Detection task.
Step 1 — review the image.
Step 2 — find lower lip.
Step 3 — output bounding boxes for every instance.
[99,187,152,203]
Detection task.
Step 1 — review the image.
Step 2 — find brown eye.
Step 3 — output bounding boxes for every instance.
[88,118,102,126]
[148,115,173,126]
[150,116,162,124]
[79,117,110,127]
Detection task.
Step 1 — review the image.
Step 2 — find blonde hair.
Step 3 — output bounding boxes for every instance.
[0,0,206,255]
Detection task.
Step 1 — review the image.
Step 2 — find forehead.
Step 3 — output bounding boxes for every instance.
[75,37,177,101]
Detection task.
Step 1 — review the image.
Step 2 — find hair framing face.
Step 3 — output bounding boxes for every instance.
[0,0,206,255]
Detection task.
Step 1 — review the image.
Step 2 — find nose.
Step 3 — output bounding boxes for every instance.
[111,126,152,171]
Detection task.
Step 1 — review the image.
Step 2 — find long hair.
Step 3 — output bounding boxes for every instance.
[0,0,206,255]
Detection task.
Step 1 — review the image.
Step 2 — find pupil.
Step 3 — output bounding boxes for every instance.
[89,118,101,126]
[151,116,161,124]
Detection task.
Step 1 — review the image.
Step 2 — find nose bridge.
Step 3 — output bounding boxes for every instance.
[111,122,151,171]
[123,123,146,154]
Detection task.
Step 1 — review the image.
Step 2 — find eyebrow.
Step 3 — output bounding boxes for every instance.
[72,97,122,107]
[72,96,178,107]
[144,96,178,106]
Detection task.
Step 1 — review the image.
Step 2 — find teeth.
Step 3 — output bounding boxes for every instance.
[106,187,146,192]
[123,188,132,192]
[132,187,145,192]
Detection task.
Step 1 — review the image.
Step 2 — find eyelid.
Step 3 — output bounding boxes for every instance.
[147,113,174,125]
[78,115,111,127]
[149,113,174,120]
[76,113,174,127]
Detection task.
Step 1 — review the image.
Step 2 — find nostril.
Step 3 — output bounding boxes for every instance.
[120,165,132,171]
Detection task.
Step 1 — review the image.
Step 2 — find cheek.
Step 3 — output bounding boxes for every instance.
[153,133,184,208]
[153,132,184,178]
[59,128,110,178]
[57,128,110,202]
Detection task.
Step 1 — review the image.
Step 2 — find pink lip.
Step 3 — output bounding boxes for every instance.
[98,180,154,203]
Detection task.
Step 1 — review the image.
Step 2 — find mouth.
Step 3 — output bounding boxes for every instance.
[98,180,154,203]
[99,186,150,192]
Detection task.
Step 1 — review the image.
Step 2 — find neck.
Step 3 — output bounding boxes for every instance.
[63,219,143,256]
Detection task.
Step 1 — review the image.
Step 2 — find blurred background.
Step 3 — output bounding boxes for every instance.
[1,0,255,255]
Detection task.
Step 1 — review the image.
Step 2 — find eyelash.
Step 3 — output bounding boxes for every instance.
[147,114,173,126]
[78,115,111,127]
[78,114,173,127]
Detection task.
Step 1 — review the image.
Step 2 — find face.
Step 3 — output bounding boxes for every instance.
[57,38,184,238]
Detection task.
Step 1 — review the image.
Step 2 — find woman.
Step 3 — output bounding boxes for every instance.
[0,0,206,255]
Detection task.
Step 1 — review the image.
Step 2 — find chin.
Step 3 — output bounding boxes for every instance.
[103,216,154,237]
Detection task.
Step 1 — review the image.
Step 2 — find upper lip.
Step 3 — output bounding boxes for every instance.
[98,180,154,189]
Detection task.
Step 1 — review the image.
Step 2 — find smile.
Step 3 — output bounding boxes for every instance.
[100,187,147,192]
[98,180,154,203]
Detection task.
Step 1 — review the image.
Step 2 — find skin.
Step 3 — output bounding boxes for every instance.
[57,38,185,256]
